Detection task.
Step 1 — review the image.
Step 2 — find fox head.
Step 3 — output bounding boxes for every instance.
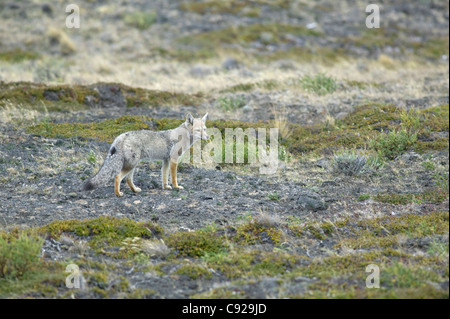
[186,113,209,141]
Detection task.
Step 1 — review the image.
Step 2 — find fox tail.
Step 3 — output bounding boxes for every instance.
[81,146,123,191]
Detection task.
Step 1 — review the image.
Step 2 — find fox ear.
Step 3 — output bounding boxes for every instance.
[202,112,208,123]
[186,113,194,125]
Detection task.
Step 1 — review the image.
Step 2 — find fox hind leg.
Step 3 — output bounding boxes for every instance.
[161,159,172,189]
[126,168,141,193]
[115,168,133,197]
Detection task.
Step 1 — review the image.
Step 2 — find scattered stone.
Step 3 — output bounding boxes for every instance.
[222,57,240,70]
[95,84,126,108]
[296,189,328,211]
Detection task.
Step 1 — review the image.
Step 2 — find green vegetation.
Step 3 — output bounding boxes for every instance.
[0,209,447,298]
[0,232,43,278]
[233,219,283,245]
[175,264,212,280]
[24,103,449,161]
[370,129,417,160]
[335,211,449,249]
[179,0,290,16]
[123,11,156,30]
[0,82,205,110]
[28,115,151,143]
[180,23,322,48]
[220,79,279,93]
[174,23,323,62]
[267,192,280,201]
[0,49,40,63]
[374,188,448,205]
[206,249,296,279]
[164,229,227,257]
[332,149,383,176]
[358,194,371,201]
[0,231,66,298]
[300,73,338,96]
[87,150,97,165]
[39,216,163,258]
[217,96,246,112]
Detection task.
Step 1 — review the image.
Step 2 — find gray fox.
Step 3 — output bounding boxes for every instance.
[82,113,208,196]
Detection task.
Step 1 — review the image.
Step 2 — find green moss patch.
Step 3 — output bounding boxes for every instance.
[177,23,323,62]
[24,104,448,162]
[286,104,448,157]
[0,49,40,63]
[204,249,297,279]
[0,82,205,110]
[335,211,449,250]
[39,216,163,258]
[180,0,291,15]
[27,115,152,143]
[175,263,212,280]
[0,82,95,111]
[0,231,66,298]
[164,229,227,257]
[233,220,283,245]
[374,188,448,205]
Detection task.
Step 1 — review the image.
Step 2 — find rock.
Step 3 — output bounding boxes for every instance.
[222,57,240,70]
[189,64,215,77]
[260,32,274,43]
[43,90,60,101]
[41,4,53,16]
[397,152,421,163]
[242,105,252,112]
[95,84,126,108]
[321,180,337,187]
[296,189,328,211]
[273,59,297,70]
[315,158,330,170]
[60,236,75,246]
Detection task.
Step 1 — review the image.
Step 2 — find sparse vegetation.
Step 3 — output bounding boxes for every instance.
[0,49,40,63]
[0,232,43,278]
[216,96,246,112]
[370,129,418,160]
[332,149,383,176]
[123,11,156,30]
[300,73,338,95]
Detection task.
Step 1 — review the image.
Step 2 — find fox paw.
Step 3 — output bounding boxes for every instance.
[163,185,172,190]
[116,191,124,197]
[175,185,184,190]
[133,187,142,193]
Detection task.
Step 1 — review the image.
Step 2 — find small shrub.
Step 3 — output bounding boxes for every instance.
[422,160,436,170]
[358,194,370,201]
[87,150,97,164]
[332,149,383,176]
[165,230,226,257]
[233,219,283,245]
[123,11,156,30]
[399,107,422,133]
[267,192,280,201]
[175,264,212,280]
[370,129,417,160]
[300,73,337,95]
[0,49,40,63]
[217,96,246,112]
[0,233,43,278]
